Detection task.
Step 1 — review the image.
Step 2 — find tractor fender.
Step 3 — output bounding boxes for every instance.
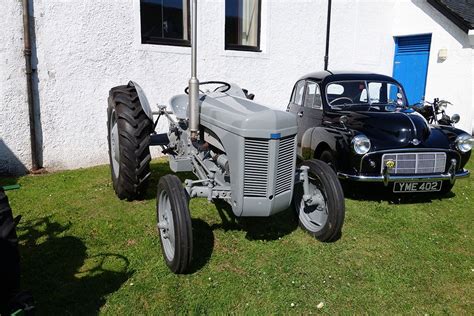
[129,81,154,121]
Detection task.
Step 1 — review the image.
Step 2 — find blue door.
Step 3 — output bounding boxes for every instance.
[393,34,431,105]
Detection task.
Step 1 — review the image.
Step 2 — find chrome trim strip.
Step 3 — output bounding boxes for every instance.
[401,111,417,142]
[380,152,447,174]
[338,169,469,183]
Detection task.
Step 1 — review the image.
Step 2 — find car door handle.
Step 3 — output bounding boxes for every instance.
[298,111,304,117]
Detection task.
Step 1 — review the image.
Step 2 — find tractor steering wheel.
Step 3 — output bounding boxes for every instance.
[329,97,354,106]
[184,81,231,94]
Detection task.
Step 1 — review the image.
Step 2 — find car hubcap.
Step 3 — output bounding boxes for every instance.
[158,191,175,261]
[109,113,120,178]
[299,176,328,232]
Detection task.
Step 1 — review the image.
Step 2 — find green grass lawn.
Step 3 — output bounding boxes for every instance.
[2,159,473,314]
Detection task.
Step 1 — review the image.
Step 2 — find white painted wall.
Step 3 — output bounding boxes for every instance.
[0,0,472,175]
[0,1,31,175]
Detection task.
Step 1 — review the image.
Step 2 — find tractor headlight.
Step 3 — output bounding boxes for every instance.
[456,133,474,153]
[352,134,371,155]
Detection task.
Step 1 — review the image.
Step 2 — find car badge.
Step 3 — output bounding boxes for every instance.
[412,138,420,145]
[385,160,396,169]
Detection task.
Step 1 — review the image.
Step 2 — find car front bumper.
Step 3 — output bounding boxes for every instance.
[338,158,470,186]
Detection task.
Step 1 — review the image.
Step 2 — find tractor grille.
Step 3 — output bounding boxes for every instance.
[382,152,446,174]
[244,139,269,197]
[243,136,296,197]
[275,136,296,196]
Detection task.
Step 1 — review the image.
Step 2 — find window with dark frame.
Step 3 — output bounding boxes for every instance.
[225,0,261,52]
[140,0,190,46]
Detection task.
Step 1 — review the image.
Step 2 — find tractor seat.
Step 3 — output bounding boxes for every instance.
[169,94,189,120]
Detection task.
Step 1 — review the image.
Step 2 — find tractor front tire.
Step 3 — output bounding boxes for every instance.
[293,159,345,242]
[107,84,153,201]
[156,175,193,274]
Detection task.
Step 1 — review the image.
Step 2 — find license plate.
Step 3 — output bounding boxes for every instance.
[393,181,442,193]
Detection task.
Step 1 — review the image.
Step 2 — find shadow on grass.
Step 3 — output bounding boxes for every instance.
[17,217,133,315]
[188,218,214,273]
[0,176,20,189]
[144,161,194,201]
[211,201,298,241]
[342,181,455,204]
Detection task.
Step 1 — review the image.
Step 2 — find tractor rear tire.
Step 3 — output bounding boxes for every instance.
[156,175,193,274]
[293,159,345,242]
[107,84,153,201]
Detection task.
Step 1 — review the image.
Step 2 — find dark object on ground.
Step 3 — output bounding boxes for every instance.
[0,188,35,315]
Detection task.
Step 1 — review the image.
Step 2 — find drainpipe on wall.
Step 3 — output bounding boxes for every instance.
[22,0,41,172]
[324,0,332,71]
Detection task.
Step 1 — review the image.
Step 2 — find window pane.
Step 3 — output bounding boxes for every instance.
[368,82,406,106]
[225,0,261,50]
[141,0,190,45]
[293,81,305,106]
[304,82,322,108]
[327,81,368,107]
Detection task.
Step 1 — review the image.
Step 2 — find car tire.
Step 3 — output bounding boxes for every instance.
[156,175,193,274]
[319,150,337,172]
[439,181,454,195]
[293,159,345,242]
[107,84,153,201]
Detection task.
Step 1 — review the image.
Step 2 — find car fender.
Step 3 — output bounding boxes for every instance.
[300,127,336,159]
[129,81,154,121]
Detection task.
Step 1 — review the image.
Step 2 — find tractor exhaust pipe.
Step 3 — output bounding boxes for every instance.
[189,0,200,139]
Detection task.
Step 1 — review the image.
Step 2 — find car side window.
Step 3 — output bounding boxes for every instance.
[292,81,305,106]
[304,81,322,109]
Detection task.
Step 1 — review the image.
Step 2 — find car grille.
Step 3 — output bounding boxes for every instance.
[244,136,296,197]
[275,137,296,196]
[244,139,269,197]
[382,152,447,174]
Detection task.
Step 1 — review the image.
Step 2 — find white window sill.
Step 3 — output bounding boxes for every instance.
[134,43,191,55]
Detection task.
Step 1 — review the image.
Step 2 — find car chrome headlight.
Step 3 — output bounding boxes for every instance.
[451,113,460,124]
[456,133,474,153]
[352,134,371,155]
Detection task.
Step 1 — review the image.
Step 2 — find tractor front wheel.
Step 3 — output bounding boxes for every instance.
[156,175,193,274]
[293,159,345,242]
[107,84,152,200]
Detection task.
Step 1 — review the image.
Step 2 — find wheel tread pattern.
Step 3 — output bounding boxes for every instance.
[107,84,153,200]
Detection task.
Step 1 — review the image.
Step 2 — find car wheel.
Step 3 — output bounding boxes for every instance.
[156,175,193,274]
[293,159,345,242]
[319,150,337,172]
[439,181,454,195]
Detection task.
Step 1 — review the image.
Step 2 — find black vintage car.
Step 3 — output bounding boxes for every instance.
[287,71,472,194]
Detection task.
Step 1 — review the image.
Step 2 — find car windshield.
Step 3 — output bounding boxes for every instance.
[326,80,406,111]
